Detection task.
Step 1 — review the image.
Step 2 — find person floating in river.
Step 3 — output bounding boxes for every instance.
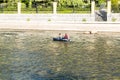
[53,33,70,41]
[63,33,69,39]
[58,33,63,39]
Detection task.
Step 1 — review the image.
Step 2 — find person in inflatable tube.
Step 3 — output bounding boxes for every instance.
[58,33,63,39]
[63,33,69,39]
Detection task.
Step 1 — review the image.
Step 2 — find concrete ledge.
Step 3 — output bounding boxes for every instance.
[0,21,120,32]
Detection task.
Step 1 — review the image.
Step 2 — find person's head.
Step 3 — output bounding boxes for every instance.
[59,33,61,35]
[65,33,67,35]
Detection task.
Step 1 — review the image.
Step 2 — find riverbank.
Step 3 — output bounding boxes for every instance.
[0,14,120,33]
[0,21,120,33]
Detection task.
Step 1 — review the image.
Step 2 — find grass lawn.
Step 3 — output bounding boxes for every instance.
[0,8,90,14]
[0,10,90,14]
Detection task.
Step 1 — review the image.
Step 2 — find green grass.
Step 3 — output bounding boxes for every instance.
[21,11,53,14]
[58,11,90,14]
[0,11,17,14]
[0,7,90,14]
[0,10,90,14]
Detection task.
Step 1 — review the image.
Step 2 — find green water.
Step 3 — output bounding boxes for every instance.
[0,30,120,80]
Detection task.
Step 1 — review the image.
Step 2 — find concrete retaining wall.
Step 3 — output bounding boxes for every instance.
[0,14,94,22]
[107,13,120,22]
[0,14,120,32]
[0,14,120,22]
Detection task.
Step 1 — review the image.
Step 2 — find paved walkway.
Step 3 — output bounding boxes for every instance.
[0,21,120,33]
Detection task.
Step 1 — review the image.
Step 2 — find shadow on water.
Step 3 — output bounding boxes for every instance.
[0,30,120,80]
[31,73,82,80]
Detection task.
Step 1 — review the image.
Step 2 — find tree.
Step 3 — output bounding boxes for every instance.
[21,0,29,8]
[59,0,86,7]
[111,0,119,13]
[98,0,105,4]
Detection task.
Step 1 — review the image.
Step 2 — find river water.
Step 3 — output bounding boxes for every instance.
[0,30,120,80]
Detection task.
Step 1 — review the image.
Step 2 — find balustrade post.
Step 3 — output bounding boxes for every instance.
[91,0,95,15]
[53,2,57,14]
[107,0,111,15]
[17,1,21,14]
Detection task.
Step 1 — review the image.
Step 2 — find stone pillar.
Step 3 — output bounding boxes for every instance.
[91,0,95,15]
[53,2,57,14]
[17,2,21,14]
[107,0,111,15]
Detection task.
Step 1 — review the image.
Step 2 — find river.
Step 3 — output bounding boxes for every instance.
[0,30,120,80]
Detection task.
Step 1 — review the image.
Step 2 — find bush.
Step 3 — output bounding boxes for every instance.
[21,3,26,9]
[26,18,30,21]
[82,18,87,22]
[112,17,117,22]
[48,19,51,22]
[58,7,90,11]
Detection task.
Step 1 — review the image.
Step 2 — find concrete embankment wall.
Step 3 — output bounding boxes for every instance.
[0,14,94,22]
[0,14,120,33]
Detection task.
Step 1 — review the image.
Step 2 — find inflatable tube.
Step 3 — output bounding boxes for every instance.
[53,38,70,42]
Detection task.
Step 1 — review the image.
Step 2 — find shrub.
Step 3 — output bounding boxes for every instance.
[26,18,30,21]
[112,17,117,22]
[82,18,86,22]
[48,18,51,22]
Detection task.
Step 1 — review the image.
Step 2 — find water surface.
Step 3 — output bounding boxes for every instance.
[0,30,120,80]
